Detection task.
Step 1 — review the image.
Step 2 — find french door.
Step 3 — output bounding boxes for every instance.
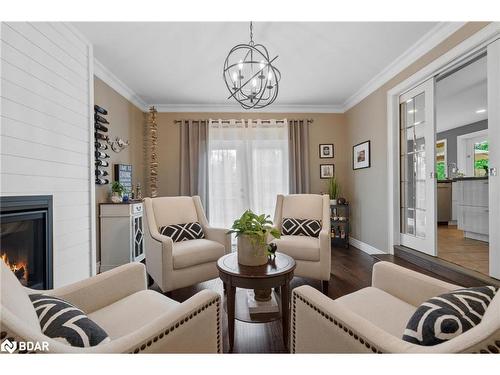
[399,78,437,256]
[487,39,500,279]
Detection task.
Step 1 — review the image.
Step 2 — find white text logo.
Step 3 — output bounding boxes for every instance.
[1,338,49,353]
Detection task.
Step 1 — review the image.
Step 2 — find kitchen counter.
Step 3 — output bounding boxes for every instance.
[452,176,488,181]
[438,177,488,183]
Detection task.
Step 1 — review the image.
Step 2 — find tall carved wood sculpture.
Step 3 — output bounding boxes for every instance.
[148,106,159,197]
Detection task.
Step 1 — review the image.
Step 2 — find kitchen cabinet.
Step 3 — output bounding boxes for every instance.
[456,178,489,242]
[437,182,452,223]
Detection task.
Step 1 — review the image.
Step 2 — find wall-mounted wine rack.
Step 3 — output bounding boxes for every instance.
[94,104,110,185]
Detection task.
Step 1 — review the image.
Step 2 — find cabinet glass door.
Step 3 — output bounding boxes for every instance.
[399,78,437,255]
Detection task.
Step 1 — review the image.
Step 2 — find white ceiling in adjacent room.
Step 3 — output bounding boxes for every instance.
[436,55,488,132]
[72,22,451,110]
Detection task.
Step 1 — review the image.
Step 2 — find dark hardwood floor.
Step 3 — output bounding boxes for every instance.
[151,246,466,353]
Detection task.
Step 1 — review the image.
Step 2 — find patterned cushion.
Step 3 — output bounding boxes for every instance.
[159,222,205,242]
[29,294,110,347]
[402,286,498,346]
[281,217,322,237]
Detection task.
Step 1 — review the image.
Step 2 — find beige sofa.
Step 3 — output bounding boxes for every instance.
[0,261,221,353]
[291,261,500,353]
[143,196,231,293]
[272,194,331,292]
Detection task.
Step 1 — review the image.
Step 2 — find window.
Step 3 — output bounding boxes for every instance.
[474,140,489,177]
[208,119,289,228]
[435,139,447,180]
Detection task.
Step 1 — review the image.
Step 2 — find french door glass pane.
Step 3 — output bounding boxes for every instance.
[400,92,426,238]
[401,207,415,235]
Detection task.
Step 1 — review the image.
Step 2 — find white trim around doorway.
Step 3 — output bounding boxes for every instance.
[386,22,500,254]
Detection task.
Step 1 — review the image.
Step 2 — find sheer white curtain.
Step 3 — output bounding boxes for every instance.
[208,119,289,228]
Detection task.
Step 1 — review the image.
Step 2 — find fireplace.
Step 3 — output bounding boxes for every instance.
[1,196,53,289]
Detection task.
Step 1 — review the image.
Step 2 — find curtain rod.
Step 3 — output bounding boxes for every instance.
[173,119,314,124]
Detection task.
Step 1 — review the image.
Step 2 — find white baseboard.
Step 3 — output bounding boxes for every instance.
[349,237,386,255]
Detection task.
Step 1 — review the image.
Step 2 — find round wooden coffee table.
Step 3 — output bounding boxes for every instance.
[217,252,296,352]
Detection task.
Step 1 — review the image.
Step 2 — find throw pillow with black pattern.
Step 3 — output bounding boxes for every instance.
[30,294,110,347]
[281,217,322,237]
[402,286,498,346]
[159,221,205,242]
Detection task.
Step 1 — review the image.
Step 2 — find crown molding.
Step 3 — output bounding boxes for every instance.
[149,103,344,113]
[93,22,470,114]
[342,22,467,112]
[93,59,148,110]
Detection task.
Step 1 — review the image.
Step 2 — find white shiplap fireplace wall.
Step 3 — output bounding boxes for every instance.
[0,22,96,286]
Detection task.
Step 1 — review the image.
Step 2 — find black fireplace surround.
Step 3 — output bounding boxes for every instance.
[0,196,53,289]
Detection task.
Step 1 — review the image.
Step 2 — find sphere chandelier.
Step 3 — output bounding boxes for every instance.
[223,22,281,110]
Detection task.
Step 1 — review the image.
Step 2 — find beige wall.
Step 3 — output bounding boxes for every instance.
[155,112,348,198]
[93,77,146,260]
[344,22,490,252]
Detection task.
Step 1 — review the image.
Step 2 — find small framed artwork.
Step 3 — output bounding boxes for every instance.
[319,144,334,158]
[320,164,335,179]
[353,140,371,170]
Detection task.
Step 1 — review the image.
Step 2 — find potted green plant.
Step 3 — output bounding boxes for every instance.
[328,176,341,205]
[110,181,126,203]
[229,210,281,267]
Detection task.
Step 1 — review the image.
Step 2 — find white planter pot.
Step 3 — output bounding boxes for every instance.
[237,235,268,266]
[111,193,122,203]
[330,199,337,205]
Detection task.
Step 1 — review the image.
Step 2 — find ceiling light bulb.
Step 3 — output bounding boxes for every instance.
[259,60,265,69]
[238,60,243,70]
[232,71,238,82]
[268,71,273,80]
[476,108,487,114]
[252,78,257,87]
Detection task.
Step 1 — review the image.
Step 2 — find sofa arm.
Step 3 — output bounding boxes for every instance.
[372,261,460,306]
[318,229,332,280]
[291,285,416,353]
[46,263,147,314]
[205,226,232,254]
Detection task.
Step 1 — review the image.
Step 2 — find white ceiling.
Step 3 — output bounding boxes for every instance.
[73,22,448,111]
[436,55,487,132]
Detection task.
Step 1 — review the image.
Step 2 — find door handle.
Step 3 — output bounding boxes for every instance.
[489,167,497,177]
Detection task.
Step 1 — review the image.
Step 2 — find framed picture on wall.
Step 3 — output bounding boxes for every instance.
[320,164,335,179]
[353,140,371,170]
[319,144,334,158]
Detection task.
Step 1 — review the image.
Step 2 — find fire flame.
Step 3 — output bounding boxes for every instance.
[1,253,28,285]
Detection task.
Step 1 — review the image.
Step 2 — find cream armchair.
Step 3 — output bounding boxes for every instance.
[143,196,231,293]
[0,261,221,353]
[272,194,331,293]
[291,261,500,353]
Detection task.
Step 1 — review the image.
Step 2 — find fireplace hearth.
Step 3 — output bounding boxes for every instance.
[0,196,53,289]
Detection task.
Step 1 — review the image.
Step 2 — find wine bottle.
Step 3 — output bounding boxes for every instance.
[95,169,109,177]
[95,122,108,132]
[95,141,108,150]
[94,113,109,124]
[94,104,108,115]
[95,178,109,185]
[95,159,109,167]
[95,150,110,159]
[95,132,109,141]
